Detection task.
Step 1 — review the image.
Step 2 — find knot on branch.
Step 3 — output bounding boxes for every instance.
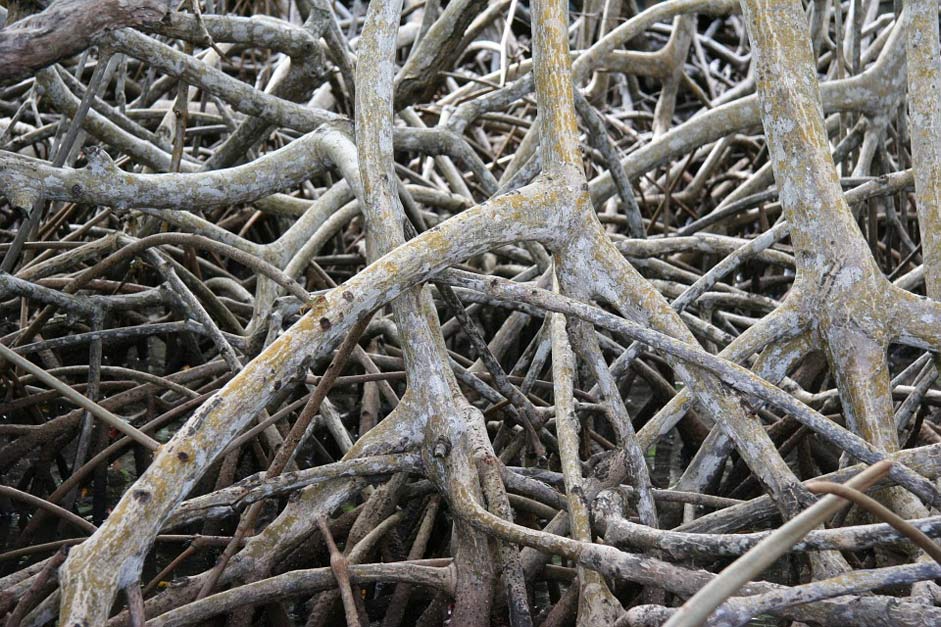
[432,435,452,459]
[81,145,117,175]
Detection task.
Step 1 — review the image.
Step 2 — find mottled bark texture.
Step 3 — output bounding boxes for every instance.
[0,0,172,82]
[2,0,941,626]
